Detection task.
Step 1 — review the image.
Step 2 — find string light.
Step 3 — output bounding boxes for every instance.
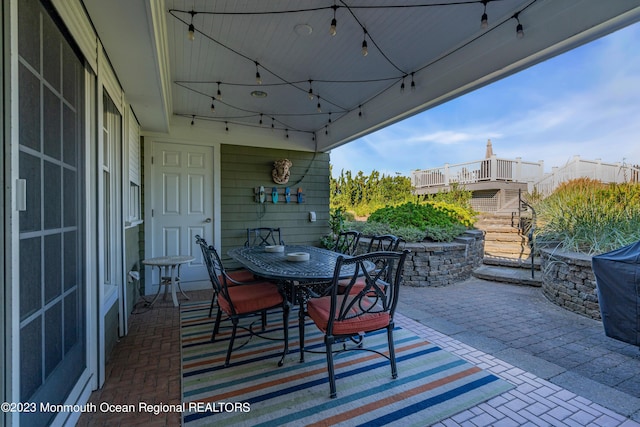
[361,29,368,57]
[171,2,533,137]
[285,129,289,139]
[190,115,195,125]
[325,125,329,135]
[480,0,488,29]
[271,117,275,130]
[225,121,229,132]
[187,10,196,41]
[514,13,524,39]
[329,4,337,36]
[255,61,262,84]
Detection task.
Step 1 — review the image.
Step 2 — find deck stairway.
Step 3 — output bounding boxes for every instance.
[472,207,542,286]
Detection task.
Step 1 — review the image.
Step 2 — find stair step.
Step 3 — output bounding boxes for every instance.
[483,255,541,270]
[472,265,542,287]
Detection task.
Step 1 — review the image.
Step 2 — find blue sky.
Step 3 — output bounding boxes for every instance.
[330,21,640,177]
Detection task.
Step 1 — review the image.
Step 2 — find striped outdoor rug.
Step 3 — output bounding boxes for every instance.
[181,301,513,426]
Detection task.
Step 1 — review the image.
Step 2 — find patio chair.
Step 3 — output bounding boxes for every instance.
[332,230,361,255]
[366,234,403,252]
[338,234,403,295]
[302,250,409,398]
[245,227,285,247]
[195,236,290,367]
[195,235,256,317]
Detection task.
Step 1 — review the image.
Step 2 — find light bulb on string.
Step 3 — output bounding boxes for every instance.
[190,115,195,126]
[259,113,263,125]
[328,112,332,124]
[358,105,362,118]
[325,125,329,135]
[187,10,196,41]
[210,98,215,113]
[400,76,406,93]
[285,129,289,139]
[271,117,275,130]
[410,72,416,92]
[225,121,229,132]
[308,80,314,100]
[255,62,262,85]
[216,82,222,100]
[480,0,488,29]
[361,29,368,56]
[515,13,524,39]
[329,4,337,36]
[317,97,322,113]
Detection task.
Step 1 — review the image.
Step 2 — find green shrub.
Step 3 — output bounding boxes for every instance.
[364,201,476,242]
[533,178,640,255]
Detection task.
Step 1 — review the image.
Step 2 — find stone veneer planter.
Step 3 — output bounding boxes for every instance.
[539,248,601,320]
[359,229,485,287]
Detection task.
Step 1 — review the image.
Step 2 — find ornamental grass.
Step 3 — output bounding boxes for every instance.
[533,178,640,255]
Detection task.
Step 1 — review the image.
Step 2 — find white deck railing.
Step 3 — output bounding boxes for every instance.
[412,155,640,196]
[411,156,544,192]
[534,156,640,196]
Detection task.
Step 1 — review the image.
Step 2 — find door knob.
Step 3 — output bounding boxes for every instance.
[204,218,212,223]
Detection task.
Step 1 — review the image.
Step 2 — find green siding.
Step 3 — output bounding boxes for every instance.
[220,145,330,267]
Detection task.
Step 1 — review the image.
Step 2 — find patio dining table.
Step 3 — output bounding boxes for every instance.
[228,245,357,283]
[228,245,373,359]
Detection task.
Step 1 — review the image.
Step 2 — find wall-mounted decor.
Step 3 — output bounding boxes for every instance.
[254,186,303,204]
[272,158,292,184]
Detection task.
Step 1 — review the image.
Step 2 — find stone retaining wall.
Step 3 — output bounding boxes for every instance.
[539,248,600,320]
[360,230,484,287]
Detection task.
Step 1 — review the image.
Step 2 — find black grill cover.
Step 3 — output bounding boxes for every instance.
[592,240,640,346]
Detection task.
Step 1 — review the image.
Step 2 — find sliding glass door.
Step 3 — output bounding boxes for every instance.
[17,0,87,425]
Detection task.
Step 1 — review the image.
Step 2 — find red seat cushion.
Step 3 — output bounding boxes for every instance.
[337,277,366,295]
[307,295,389,336]
[218,282,283,315]
[224,269,257,283]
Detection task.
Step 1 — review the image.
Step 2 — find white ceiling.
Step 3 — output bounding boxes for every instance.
[82,0,640,152]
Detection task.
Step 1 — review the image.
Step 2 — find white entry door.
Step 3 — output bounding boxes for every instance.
[150,142,214,284]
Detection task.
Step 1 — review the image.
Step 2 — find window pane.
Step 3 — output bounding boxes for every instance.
[43,160,61,229]
[64,231,78,291]
[18,0,40,70]
[44,234,62,303]
[42,13,61,91]
[63,168,77,227]
[20,318,43,401]
[19,64,41,151]
[45,303,63,377]
[19,152,42,233]
[63,104,77,165]
[44,86,61,159]
[20,237,42,320]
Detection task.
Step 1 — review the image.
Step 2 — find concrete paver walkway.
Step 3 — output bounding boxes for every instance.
[397,277,640,424]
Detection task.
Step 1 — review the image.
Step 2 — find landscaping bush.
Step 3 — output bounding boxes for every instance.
[365,201,475,242]
[533,178,640,255]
